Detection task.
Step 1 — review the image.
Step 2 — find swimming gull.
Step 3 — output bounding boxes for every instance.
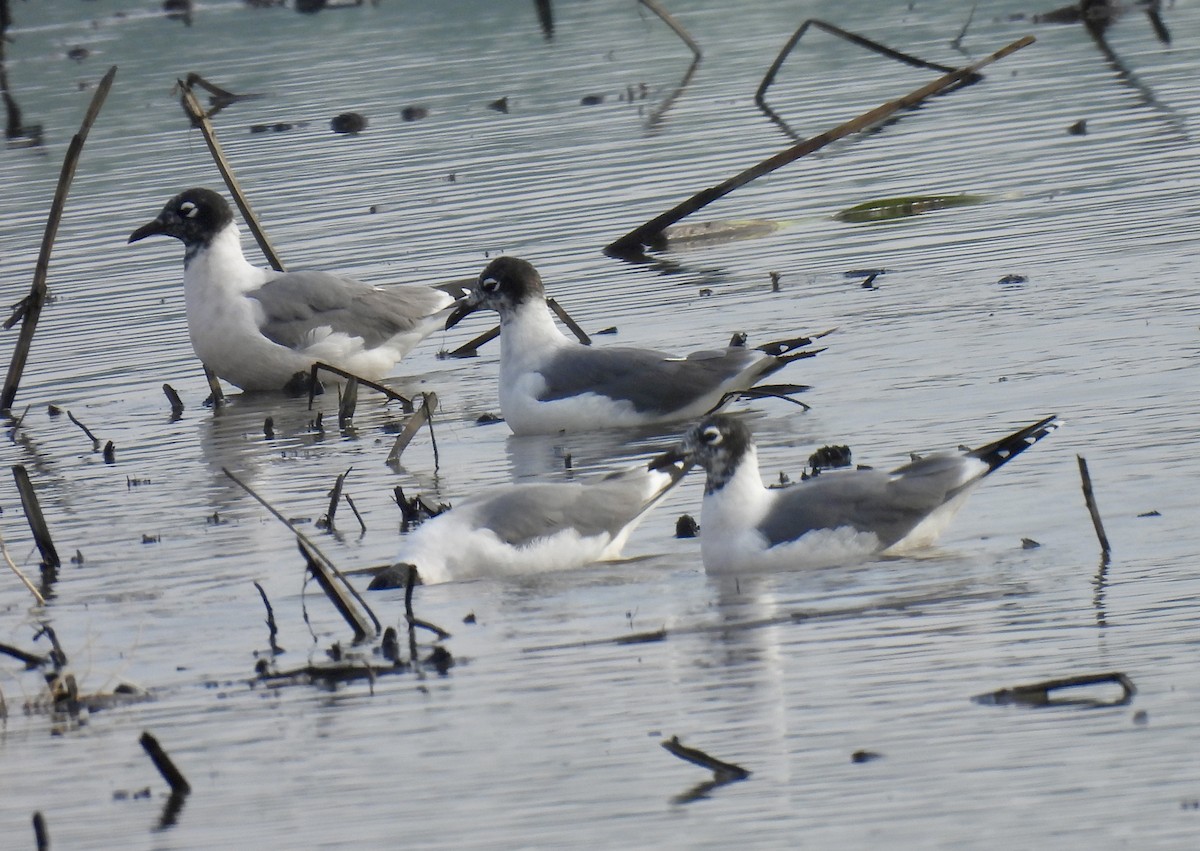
[444,256,828,434]
[652,413,1062,571]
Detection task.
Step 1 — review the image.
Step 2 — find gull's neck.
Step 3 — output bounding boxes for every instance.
[498,297,572,369]
[701,445,773,539]
[182,222,266,296]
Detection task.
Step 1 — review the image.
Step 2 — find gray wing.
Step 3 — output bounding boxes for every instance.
[469,468,674,547]
[248,271,451,350]
[538,345,767,414]
[758,455,971,549]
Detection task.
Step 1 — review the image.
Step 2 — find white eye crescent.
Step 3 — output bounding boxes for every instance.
[702,426,723,445]
[480,277,500,293]
[180,201,198,218]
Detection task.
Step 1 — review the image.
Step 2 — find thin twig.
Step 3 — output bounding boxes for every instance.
[162,383,185,418]
[442,325,500,359]
[66,410,100,449]
[1077,455,1111,559]
[344,494,366,533]
[298,541,372,643]
[605,35,1034,256]
[177,78,284,271]
[0,528,45,605]
[308,362,413,412]
[222,467,380,637]
[638,0,702,59]
[1,66,117,411]
[318,467,351,531]
[387,392,439,466]
[546,298,591,345]
[253,581,283,654]
[661,736,750,780]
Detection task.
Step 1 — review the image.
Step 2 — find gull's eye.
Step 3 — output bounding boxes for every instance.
[701,426,723,445]
[480,277,500,293]
[179,200,198,218]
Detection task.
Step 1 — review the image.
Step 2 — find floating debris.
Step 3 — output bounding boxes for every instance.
[1021,537,1041,549]
[675,514,699,538]
[488,96,509,113]
[400,105,428,121]
[330,112,366,134]
[662,736,750,804]
[835,194,985,223]
[580,94,605,106]
[851,750,882,763]
[1067,118,1088,135]
[973,672,1135,708]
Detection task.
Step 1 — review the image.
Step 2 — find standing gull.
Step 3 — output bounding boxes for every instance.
[653,414,1062,571]
[445,256,828,435]
[129,188,457,391]
[381,458,691,585]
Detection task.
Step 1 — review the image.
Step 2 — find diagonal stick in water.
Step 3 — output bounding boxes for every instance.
[605,35,1035,256]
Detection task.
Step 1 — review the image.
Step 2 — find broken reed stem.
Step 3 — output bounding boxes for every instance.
[32,811,48,851]
[298,540,372,642]
[139,731,192,796]
[387,392,438,466]
[308,362,413,412]
[344,494,366,533]
[177,78,284,271]
[320,467,351,530]
[253,581,283,655]
[1,66,117,412]
[1077,455,1111,558]
[756,19,958,105]
[638,0,702,59]
[203,365,225,408]
[546,298,592,345]
[66,410,99,448]
[11,465,60,569]
[162,383,185,417]
[444,325,500,358]
[222,467,380,637]
[338,377,359,427]
[605,34,1035,256]
[0,528,46,606]
[661,736,750,780]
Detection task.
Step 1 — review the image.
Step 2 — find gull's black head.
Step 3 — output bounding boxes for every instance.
[651,414,755,494]
[445,256,547,329]
[128,188,234,249]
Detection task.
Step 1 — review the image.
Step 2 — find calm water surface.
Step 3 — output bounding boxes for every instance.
[1,0,1199,847]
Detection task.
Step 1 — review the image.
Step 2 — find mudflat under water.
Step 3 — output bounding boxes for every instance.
[1,0,1198,847]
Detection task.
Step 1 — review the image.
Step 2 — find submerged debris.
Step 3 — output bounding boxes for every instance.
[330,112,367,134]
[973,672,1135,708]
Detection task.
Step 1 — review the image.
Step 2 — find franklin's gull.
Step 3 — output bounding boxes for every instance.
[653,414,1061,571]
[445,256,827,434]
[129,188,456,391]
[389,457,691,584]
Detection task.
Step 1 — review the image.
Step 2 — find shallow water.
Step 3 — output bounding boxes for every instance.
[1,0,1199,846]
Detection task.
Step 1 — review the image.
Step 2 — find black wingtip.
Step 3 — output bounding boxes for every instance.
[970,415,1062,474]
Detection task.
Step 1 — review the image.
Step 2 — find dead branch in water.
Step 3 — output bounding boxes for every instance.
[639,0,702,59]
[973,672,1134,708]
[177,75,283,271]
[12,465,60,570]
[604,35,1034,257]
[66,409,100,449]
[756,19,960,107]
[1,66,116,411]
[32,811,48,851]
[140,731,192,795]
[299,541,374,643]
[222,467,380,638]
[317,467,352,531]
[387,392,439,467]
[308,362,414,412]
[162,383,185,418]
[0,528,45,605]
[1077,455,1111,560]
[253,581,284,655]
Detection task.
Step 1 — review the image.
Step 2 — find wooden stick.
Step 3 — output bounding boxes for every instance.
[308,362,413,412]
[387,392,438,466]
[338,377,359,428]
[162,383,185,418]
[140,731,191,795]
[1077,455,1111,558]
[253,581,283,654]
[32,812,48,851]
[547,298,591,345]
[177,79,284,271]
[318,467,351,531]
[203,366,225,408]
[222,467,380,637]
[298,541,372,643]
[442,325,500,359]
[638,0,702,59]
[757,19,959,106]
[661,736,750,780]
[1,66,117,412]
[605,35,1034,256]
[66,410,100,449]
[12,465,60,569]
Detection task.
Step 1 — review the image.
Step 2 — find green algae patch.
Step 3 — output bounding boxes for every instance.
[835,194,986,223]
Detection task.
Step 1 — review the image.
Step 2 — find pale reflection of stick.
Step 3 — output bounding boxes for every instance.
[0,529,45,605]
[638,0,701,59]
